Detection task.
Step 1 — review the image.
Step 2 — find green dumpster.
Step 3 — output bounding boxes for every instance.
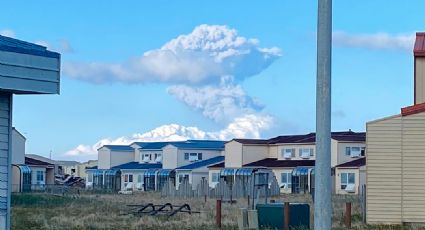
[256,203,310,230]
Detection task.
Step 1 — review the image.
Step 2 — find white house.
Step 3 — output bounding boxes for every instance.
[175,156,224,189]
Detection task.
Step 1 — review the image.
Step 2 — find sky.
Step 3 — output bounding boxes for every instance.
[1,0,424,162]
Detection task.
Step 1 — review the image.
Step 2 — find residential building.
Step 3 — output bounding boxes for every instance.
[97,145,135,169]
[24,156,55,190]
[175,156,224,189]
[57,160,80,176]
[25,154,60,175]
[334,158,365,195]
[114,162,162,191]
[366,33,425,225]
[210,131,366,194]
[78,160,97,179]
[88,140,225,192]
[11,128,30,193]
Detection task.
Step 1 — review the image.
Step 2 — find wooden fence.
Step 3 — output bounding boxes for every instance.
[161,176,280,200]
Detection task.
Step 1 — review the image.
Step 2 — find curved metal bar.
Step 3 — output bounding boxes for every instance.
[137,203,155,215]
[150,203,173,216]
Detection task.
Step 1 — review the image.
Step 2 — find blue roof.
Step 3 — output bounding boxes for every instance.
[101,145,134,152]
[112,162,162,170]
[140,142,178,150]
[133,140,225,150]
[176,156,225,170]
[168,140,225,150]
[0,35,60,58]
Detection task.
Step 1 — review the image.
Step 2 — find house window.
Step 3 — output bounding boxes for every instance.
[87,173,93,183]
[361,147,366,156]
[345,147,362,158]
[124,174,133,183]
[299,148,313,158]
[36,171,44,183]
[154,153,162,162]
[282,148,295,159]
[143,154,151,162]
[187,153,202,161]
[340,173,355,189]
[211,173,219,183]
[178,174,189,183]
[280,172,292,189]
[137,174,143,183]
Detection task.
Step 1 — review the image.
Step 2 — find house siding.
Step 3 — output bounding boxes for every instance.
[276,144,316,161]
[97,148,110,169]
[366,115,402,224]
[401,112,425,222]
[335,168,360,195]
[0,93,11,228]
[11,129,25,165]
[176,149,221,169]
[110,151,134,168]
[336,142,366,165]
[0,50,60,94]
[241,145,268,166]
[162,146,178,170]
[224,141,243,168]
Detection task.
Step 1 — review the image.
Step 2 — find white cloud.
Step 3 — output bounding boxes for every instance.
[333,31,415,51]
[65,114,272,157]
[167,77,263,122]
[35,39,74,53]
[63,24,281,84]
[0,29,16,38]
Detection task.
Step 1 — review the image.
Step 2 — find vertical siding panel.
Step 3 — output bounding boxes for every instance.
[0,93,10,229]
[366,115,402,224]
[402,112,425,222]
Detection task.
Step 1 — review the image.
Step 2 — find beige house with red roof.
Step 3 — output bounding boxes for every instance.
[366,33,425,225]
[209,131,366,194]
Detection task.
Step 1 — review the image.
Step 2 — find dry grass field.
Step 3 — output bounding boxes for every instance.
[10,192,425,230]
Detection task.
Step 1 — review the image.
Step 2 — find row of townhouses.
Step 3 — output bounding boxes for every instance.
[11,128,97,192]
[86,130,366,195]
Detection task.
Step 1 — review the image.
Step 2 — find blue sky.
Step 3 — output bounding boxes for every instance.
[1,0,424,161]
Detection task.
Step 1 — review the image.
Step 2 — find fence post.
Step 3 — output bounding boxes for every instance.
[345,202,352,228]
[284,202,290,230]
[247,195,250,208]
[216,199,222,229]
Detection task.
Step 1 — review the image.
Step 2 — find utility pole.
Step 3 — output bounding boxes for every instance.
[314,0,332,230]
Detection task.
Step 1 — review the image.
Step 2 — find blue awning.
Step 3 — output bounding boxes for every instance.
[157,169,175,177]
[292,167,311,176]
[105,169,119,176]
[144,168,159,177]
[236,168,254,176]
[93,170,105,176]
[220,168,236,177]
[18,165,31,174]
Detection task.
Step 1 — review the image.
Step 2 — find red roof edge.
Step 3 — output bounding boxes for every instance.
[414,32,425,57]
[401,102,425,116]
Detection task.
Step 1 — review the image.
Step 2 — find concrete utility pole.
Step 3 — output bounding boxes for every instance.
[314,0,332,230]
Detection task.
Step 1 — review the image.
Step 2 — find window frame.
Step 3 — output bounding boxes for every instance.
[340,172,355,190]
[280,172,292,189]
[211,173,219,183]
[36,171,44,183]
[299,148,313,158]
[282,148,295,158]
